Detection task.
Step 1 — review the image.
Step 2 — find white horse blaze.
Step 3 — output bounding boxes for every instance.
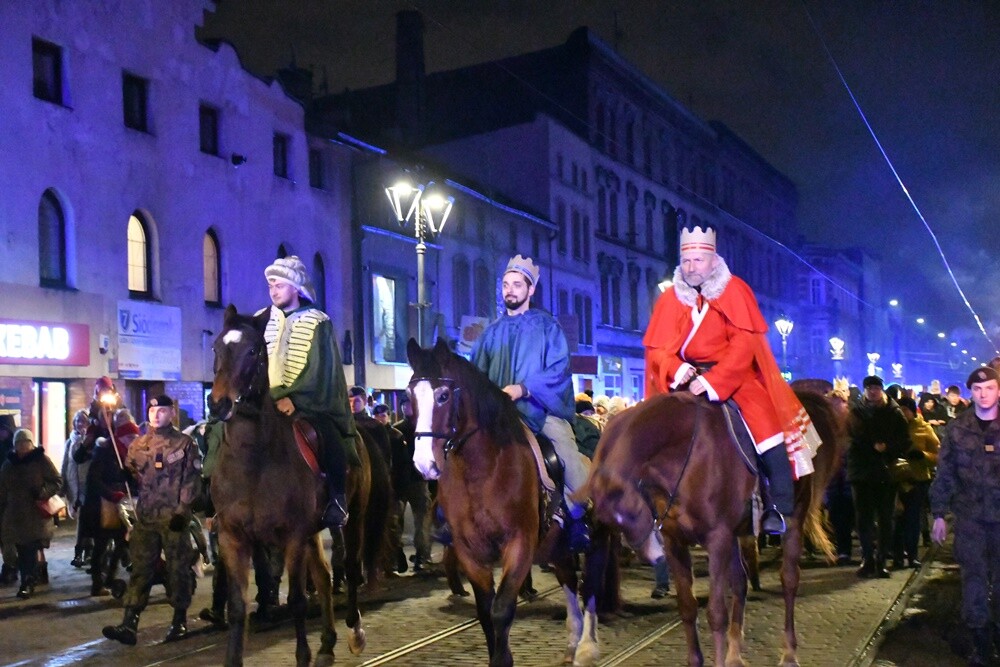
[222,330,243,345]
[411,381,440,480]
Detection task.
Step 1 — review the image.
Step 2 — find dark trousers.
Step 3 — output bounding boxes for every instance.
[826,481,855,559]
[954,518,1000,628]
[894,482,929,562]
[851,480,896,564]
[15,541,42,582]
[92,528,128,588]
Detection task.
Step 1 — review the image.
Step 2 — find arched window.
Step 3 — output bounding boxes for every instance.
[312,253,326,312]
[38,189,66,287]
[277,243,288,259]
[452,255,471,325]
[474,260,494,318]
[203,230,221,305]
[127,214,151,296]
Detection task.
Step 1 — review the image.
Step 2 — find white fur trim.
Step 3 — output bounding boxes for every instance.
[672,254,732,306]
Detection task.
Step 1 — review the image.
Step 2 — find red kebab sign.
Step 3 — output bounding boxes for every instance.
[0,318,90,366]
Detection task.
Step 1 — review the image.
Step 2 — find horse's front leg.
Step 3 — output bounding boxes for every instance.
[550,553,583,664]
[572,528,611,667]
[704,529,741,667]
[490,535,534,667]
[462,554,501,665]
[304,533,338,666]
[667,538,704,667]
[219,529,252,667]
[342,514,366,655]
[284,540,311,667]
[780,515,804,667]
[726,534,749,667]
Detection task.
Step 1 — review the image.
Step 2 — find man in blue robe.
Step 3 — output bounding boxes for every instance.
[472,255,590,552]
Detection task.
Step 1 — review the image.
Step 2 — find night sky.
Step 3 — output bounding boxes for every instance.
[201,1,1000,357]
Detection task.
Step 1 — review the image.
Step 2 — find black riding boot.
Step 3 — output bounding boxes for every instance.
[320,429,349,529]
[758,445,794,535]
[164,607,188,642]
[103,607,140,645]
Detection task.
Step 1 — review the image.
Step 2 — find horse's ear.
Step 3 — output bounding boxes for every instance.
[251,308,270,335]
[223,304,238,328]
[433,337,451,361]
[406,338,422,365]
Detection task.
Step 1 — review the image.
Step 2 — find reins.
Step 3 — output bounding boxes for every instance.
[638,399,702,532]
[409,377,480,458]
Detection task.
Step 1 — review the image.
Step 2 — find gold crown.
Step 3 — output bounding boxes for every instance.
[505,254,540,286]
[679,226,717,254]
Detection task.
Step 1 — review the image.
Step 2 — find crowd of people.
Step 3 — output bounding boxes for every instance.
[0,237,997,665]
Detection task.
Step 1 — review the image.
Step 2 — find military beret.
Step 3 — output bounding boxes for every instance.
[147,394,174,409]
[966,366,1000,389]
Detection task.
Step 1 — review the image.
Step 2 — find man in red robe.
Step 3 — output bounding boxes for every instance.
[644,225,818,534]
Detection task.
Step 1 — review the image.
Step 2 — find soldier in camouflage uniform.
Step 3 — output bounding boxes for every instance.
[931,366,1000,667]
[102,394,202,646]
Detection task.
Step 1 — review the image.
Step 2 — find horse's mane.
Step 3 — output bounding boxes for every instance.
[438,352,531,449]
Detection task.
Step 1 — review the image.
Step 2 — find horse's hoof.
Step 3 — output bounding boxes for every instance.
[313,654,334,667]
[347,628,366,655]
[572,640,599,667]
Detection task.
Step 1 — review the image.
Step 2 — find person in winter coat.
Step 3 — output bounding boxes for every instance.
[0,415,17,585]
[62,409,91,568]
[87,409,140,596]
[893,396,940,569]
[0,429,63,599]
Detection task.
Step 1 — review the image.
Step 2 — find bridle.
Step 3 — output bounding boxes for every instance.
[408,376,481,458]
[635,399,702,534]
[217,329,268,413]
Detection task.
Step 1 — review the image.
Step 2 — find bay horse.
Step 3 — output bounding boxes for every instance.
[585,388,841,667]
[406,338,612,667]
[208,305,386,667]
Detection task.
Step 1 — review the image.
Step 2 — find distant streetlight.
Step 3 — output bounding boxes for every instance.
[774,317,794,373]
[384,180,454,347]
[829,336,845,379]
[916,317,925,324]
[889,299,899,307]
[937,332,946,338]
[892,362,903,379]
[867,351,881,377]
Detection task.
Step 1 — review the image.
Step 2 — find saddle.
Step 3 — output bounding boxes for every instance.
[292,417,322,476]
[534,431,567,532]
[720,400,758,476]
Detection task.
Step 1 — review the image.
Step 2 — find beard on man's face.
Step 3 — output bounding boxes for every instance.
[504,294,527,310]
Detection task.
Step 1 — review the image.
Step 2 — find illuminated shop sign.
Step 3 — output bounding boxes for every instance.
[0,319,90,366]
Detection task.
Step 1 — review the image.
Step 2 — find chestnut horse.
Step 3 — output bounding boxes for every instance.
[586,389,840,667]
[208,305,388,667]
[406,338,612,667]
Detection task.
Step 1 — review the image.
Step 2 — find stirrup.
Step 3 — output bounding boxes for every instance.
[761,507,786,535]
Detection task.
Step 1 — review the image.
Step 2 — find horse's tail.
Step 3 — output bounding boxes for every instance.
[797,389,844,565]
[361,431,393,584]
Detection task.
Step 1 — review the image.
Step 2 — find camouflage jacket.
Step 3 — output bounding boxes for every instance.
[126,425,202,524]
[930,409,1000,523]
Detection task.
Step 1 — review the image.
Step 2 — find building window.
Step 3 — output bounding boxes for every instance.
[273,133,290,178]
[609,190,619,237]
[32,38,63,105]
[597,186,607,233]
[595,101,606,151]
[625,120,635,165]
[308,148,325,189]
[199,105,219,155]
[312,253,326,311]
[645,206,654,251]
[582,215,591,262]
[122,72,149,132]
[508,224,517,254]
[556,200,567,254]
[611,273,622,328]
[474,260,494,317]
[556,153,564,180]
[127,214,151,296]
[531,231,541,259]
[574,293,593,345]
[203,230,221,305]
[38,189,66,287]
[558,289,569,316]
[810,277,824,305]
[600,273,610,325]
[571,209,582,259]
[571,162,579,187]
[581,170,588,193]
[452,255,471,325]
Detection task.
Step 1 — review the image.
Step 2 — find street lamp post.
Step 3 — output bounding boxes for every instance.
[829,336,845,380]
[774,317,794,376]
[867,352,881,377]
[384,180,454,347]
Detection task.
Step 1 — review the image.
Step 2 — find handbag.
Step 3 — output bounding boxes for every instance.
[100,497,124,530]
[889,458,916,485]
[36,494,67,518]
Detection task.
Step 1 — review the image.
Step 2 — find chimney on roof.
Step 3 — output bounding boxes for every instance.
[395,10,425,146]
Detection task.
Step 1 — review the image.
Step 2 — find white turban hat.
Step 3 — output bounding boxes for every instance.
[265,255,316,303]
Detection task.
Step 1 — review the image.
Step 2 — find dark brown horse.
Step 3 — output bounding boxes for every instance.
[208,305,387,667]
[406,339,613,667]
[585,388,841,667]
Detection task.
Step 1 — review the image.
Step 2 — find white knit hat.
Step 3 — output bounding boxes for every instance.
[265,255,316,302]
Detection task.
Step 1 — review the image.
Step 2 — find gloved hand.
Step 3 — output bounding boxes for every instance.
[109,491,126,503]
[168,514,188,532]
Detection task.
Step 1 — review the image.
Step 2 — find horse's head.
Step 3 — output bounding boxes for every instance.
[405,337,460,480]
[208,304,270,421]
